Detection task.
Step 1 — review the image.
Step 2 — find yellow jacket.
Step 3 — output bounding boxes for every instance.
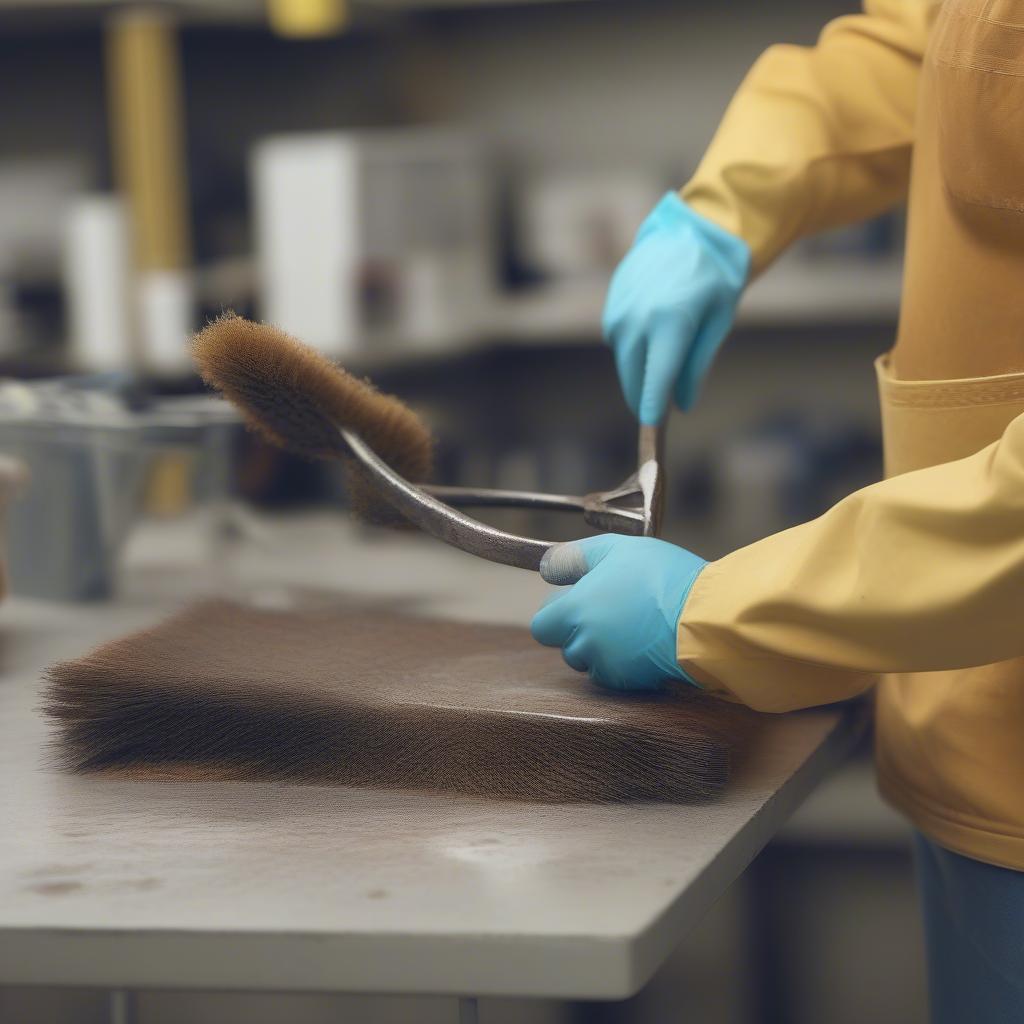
[678,0,1024,868]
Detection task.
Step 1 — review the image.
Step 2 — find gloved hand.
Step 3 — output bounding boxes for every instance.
[531,534,708,691]
[603,192,750,425]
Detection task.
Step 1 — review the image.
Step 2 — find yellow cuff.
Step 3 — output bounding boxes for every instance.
[676,556,878,713]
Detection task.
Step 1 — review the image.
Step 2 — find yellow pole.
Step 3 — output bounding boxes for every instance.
[105,7,194,373]
[267,0,348,38]
[105,7,192,275]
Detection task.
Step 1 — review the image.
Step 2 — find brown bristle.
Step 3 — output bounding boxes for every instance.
[192,314,434,520]
[44,601,762,803]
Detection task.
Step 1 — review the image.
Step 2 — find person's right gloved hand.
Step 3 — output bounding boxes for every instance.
[602,192,751,425]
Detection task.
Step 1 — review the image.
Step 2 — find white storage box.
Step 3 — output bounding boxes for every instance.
[252,130,495,355]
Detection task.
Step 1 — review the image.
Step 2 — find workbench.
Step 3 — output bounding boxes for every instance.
[0,514,865,1019]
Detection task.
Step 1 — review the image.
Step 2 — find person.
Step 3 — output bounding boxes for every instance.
[528,2,1024,1020]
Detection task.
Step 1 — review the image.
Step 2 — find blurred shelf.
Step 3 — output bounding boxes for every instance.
[742,254,904,326]
[360,0,591,6]
[0,0,258,10]
[194,255,903,378]
[339,255,902,370]
[0,0,590,25]
[0,0,587,6]
[0,0,263,21]
[486,256,904,345]
[3,253,902,381]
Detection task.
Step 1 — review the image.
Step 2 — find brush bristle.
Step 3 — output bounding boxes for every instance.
[192,314,433,521]
[44,601,758,803]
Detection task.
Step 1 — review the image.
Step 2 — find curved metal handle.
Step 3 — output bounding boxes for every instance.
[580,422,666,537]
[422,484,585,513]
[337,421,668,571]
[340,429,557,571]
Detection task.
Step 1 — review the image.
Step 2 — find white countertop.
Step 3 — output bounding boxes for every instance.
[0,514,864,999]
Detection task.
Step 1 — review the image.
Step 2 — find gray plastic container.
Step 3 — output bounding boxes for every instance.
[0,382,237,601]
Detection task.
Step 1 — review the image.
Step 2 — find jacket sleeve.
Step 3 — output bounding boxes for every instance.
[681,0,937,275]
[677,410,1024,713]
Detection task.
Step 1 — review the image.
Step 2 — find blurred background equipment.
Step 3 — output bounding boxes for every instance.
[0,0,924,1022]
[515,170,663,283]
[0,376,236,600]
[0,157,91,359]
[253,129,494,353]
[63,194,134,371]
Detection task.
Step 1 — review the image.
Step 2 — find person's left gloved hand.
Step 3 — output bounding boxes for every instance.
[531,534,708,691]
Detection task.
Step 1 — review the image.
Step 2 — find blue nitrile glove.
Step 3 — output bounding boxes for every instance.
[531,534,708,691]
[603,192,750,425]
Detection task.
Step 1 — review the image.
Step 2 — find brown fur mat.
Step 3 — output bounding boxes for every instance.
[44,600,762,803]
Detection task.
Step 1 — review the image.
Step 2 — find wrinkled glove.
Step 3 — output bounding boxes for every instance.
[603,192,750,425]
[531,534,707,691]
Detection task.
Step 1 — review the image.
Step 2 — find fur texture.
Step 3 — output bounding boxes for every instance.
[44,601,761,803]
[192,314,433,520]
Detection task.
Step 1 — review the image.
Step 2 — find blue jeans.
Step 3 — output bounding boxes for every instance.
[914,831,1024,1024]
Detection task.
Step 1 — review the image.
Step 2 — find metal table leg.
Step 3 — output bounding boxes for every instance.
[109,990,137,1024]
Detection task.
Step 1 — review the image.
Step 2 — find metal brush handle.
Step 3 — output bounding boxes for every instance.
[422,423,666,537]
[339,420,667,573]
[340,428,555,571]
[422,485,585,513]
